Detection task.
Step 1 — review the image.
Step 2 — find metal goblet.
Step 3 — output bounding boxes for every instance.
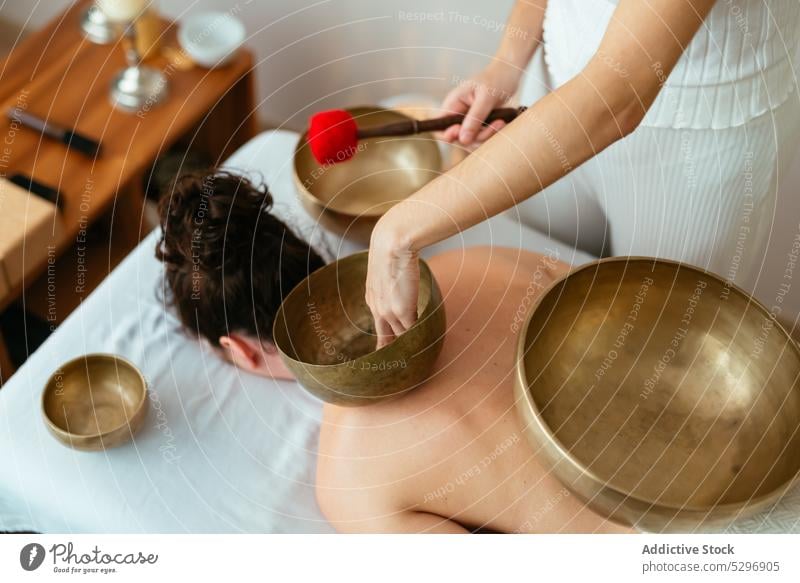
[109,19,168,112]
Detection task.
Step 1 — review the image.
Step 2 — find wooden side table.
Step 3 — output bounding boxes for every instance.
[0,335,12,384]
[0,0,259,383]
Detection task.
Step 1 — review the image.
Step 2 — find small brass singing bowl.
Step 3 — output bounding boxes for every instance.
[42,354,149,451]
[515,257,800,532]
[293,106,442,244]
[273,251,446,406]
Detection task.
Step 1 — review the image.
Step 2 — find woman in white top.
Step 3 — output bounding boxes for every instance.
[366,0,800,347]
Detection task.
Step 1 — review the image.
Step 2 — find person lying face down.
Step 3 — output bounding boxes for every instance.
[316,246,634,534]
[156,171,630,533]
[155,171,325,379]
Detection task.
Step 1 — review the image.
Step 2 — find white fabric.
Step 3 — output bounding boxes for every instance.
[542,0,800,129]
[518,50,800,296]
[0,130,596,533]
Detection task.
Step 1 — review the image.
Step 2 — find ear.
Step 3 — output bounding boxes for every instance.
[219,334,295,381]
[219,334,260,371]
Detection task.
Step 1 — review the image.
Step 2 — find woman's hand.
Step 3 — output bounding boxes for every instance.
[366,221,420,349]
[363,0,713,355]
[440,61,523,147]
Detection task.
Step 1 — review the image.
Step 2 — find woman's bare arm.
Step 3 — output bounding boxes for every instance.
[367,0,717,346]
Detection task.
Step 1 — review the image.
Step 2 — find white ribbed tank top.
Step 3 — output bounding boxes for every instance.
[542,0,800,129]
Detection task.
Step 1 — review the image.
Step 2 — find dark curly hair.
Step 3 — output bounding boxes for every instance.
[156,170,325,346]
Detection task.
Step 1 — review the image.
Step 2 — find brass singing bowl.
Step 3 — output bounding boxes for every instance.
[293,106,442,243]
[515,257,800,532]
[42,354,149,451]
[273,251,446,406]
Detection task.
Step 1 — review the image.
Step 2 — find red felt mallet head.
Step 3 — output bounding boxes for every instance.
[308,109,359,165]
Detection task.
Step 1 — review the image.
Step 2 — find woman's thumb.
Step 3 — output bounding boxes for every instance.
[459,91,494,146]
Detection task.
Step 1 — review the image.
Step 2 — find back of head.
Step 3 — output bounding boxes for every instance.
[155,170,325,346]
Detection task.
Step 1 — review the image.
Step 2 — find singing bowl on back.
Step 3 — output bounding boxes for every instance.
[515,257,800,532]
[42,354,149,451]
[273,251,446,406]
[293,106,442,243]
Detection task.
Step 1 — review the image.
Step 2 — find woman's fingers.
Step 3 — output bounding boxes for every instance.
[475,119,506,143]
[366,223,422,350]
[441,87,470,143]
[459,89,495,145]
[439,62,521,147]
[375,311,415,350]
[441,124,461,143]
[374,297,417,349]
[385,314,407,340]
[441,85,470,116]
[374,317,396,350]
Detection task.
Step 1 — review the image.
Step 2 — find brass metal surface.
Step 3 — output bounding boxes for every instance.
[515,257,800,532]
[273,251,446,406]
[293,106,442,243]
[42,353,149,451]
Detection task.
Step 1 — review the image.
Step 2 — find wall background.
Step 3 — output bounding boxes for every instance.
[3,0,800,326]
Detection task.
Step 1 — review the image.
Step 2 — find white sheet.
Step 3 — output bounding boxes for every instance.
[0,130,594,533]
[3,130,793,533]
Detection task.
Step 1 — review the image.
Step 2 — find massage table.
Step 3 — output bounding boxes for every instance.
[0,130,797,533]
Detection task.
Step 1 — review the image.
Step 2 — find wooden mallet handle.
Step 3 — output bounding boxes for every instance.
[356,106,527,139]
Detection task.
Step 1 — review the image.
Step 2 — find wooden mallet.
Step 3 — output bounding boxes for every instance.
[307,106,527,165]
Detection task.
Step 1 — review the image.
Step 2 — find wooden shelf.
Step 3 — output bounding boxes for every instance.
[0,0,258,382]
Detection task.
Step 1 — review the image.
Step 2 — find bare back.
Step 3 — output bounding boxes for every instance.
[317,247,632,534]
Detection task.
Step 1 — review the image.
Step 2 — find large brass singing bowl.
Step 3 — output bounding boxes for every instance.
[42,354,149,451]
[273,251,446,406]
[515,257,800,532]
[293,106,442,243]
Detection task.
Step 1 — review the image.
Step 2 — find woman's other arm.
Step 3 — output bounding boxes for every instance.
[442,0,547,146]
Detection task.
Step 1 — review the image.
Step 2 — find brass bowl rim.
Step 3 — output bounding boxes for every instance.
[292,105,443,218]
[41,353,149,441]
[515,255,800,513]
[273,250,441,369]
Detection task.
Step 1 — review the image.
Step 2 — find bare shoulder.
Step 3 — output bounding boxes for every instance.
[316,402,431,531]
[425,246,570,345]
[427,246,570,295]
